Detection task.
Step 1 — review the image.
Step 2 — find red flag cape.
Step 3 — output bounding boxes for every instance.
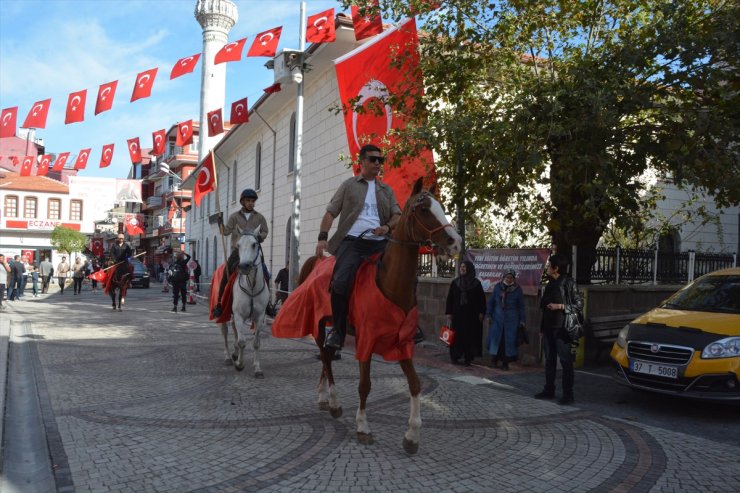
[0,107,17,138]
[170,53,201,79]
[247,27,282,57]
[89,269,108,283]
[131,68,158,102]
[193,152,216,206]
[65,90,87,124]
[209,264,238,324]
[22,99,51,129]
[95,81,118,115]
[307,8,336,43]
[351,1,383,41]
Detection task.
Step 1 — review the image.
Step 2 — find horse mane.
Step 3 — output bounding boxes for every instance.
[298,256,320,285]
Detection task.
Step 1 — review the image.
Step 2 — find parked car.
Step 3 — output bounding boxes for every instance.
[130,259,150,289]
[610,267,740,401]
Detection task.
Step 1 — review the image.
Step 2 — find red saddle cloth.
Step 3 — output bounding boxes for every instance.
[103,263,133,295]
[272,256,418,362]
[209,263,238,324]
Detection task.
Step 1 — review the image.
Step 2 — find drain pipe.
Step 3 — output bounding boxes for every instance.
[254,108,277,276]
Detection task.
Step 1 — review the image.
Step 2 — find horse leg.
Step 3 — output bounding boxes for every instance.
[232,315,247,372]
[317,364,330,411]
[316,322,341,417]
[399,359,422,454]
[117,290,123,311]
[221,323,233,365]
[251,316,264,379]
[356,360,374,445]
[110,289,116,309]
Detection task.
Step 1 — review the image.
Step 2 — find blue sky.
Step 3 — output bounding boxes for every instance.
[0,0,342,178]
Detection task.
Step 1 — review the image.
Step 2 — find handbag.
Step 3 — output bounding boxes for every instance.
[563,283,584,341]
[439,325,456,346]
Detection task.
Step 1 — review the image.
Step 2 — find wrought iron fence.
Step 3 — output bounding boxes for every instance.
[417,253,457,278]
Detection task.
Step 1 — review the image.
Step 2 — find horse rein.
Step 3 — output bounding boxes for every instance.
[236,230,267,318]
[388,192,455,248]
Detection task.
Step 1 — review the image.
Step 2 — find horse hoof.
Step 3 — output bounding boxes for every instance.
[402,437,419,455]
[318,401,329,411]
[357,432,374,445]
[254,371,264,379]
[117,308,122,312]
[235,364,245,372]
[329,406,343,419]
[224,358,233,366]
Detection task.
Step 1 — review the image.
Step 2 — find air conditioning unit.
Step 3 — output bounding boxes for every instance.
[268,49,304,85]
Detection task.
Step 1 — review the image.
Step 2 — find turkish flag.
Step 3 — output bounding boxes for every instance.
[263,83,282,94]
[334,18,433,206]
[95,80,118,115]
[170,53,201,79]
[125,214,145,235]
[194,152,216,206]
[91,237,104,258]
[22,99,51,128]
[215,37,247,64]
[130,68,158,102]
[73,148,91,170]
[207,108,224,137]
[37,154,53,175]
[127,137,142,163]
[176,120,193,146]
[151,129,166,156]
[100,144,114,168]
[19,156,34,176]
[351,1,383,41]
[1,107,17,138]
[52,152,70,172]
[247,27,282,57]
[307,8,336,43]
[89,269,108,283]
[65,89,87,124]
[230,98,248,124]
[168,198,178,222]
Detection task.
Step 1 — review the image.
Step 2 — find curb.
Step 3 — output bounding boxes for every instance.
[0,315,9,466]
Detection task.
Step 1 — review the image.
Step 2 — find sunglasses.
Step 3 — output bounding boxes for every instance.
[365,155,385,164]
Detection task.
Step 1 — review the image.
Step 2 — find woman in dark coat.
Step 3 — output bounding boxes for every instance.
[445,260,487,366]
[486,269,526,370]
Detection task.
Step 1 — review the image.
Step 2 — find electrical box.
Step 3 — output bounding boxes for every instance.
[270,49,304,85]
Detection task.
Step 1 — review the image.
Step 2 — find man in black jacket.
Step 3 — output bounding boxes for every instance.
[170,251,191,312]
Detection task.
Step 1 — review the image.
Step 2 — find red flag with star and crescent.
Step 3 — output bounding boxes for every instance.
[334,18,433,206]
[131,68,158,102]
[230,98,248,124]
[127,137,142,163]
[95,80,118,115]
[91,237,104,258]
[176,120,193,146]
[151,129,166,156]
[65,90,87,124]
[351,1,383,41]
[307,8,336,43]
[170,53,201,79]
[168,198,179,222]
[215,38,247,64]
[100,144,114,168]
[52,152,70,172]
[19,156,34,176]
[22,99,51,128]
[207,108,224,137]
[1,107,17,137]
[125,214,145,235]
[73,149,91,170]
[194,152,216,206]
[37,154,53,175]
[247,27,282,57]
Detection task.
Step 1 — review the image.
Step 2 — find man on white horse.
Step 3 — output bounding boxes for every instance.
[212,188,269,318]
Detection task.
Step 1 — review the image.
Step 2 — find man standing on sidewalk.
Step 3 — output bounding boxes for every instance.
[8,255,25,300]
[40,256,53,294]
[0,254,10,311]
[57,256,70,294]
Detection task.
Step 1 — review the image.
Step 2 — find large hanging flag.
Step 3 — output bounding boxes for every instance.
[193,151,216,206]
[65,89,87,124]
[19,156,34,176]
[168,198,179,222]
[230,98,248,124]
[37,154,52,175]
[207,108,224,137]
[91,237,104,258]
[247,27,282,57]
[22,99,51,129]
[52,152,70,172]
[73,148,91,170]
[334,18,433,206]
[170,53,201,79]
[95,80,118,115]
[307,8,336,43]
[151,129,166,156]
[0,107,17,137]
[215,38,247,64]
[124,214,145,235]
[100,144,114,168]
[127,137,142,163]
[176,120,193,146]
[131,68,158,102]
[351,1,383,41]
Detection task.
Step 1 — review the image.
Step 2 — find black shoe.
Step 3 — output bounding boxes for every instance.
[181,305,186,312]
[211,304,222,317]
[534,390,555,399]
[324,329,342,350]
[558,395,575,405]
[172,306,177,312]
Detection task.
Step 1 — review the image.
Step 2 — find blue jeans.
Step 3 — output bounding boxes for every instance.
[543,330,575,396]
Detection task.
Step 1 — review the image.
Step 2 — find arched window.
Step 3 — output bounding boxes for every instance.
[288,112,296,173]
[255,142,262,190]
[24,196,38,218]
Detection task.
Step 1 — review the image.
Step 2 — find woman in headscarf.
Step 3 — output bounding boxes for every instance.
[445,260,487,366]
[486,269,526,370]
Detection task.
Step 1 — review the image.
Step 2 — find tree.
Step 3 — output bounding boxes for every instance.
[346,0,739,281]
[51,226,87,256]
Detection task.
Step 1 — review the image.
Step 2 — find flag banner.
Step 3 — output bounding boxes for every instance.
[20,156,34,176]
[207,108,224,137]
[263,83,282,94]
[37,154,52,175]
[176,119,193,146]
[73,148,91,170]
[52,152,70,172]
[215,37,247,64]
[351,1,383,41]
[151,129,166,156]
[1,107,17,137]
[168,198,179,222]
[247,27,282,57]
[193,152,216,206]
[230,98,248,124]
[125,213,145,235]
[89,269,107,283]
[91,237,104,258]
[100,144,114,168]
[465,248,550,295]
[65,89,87,124]
[95,80,118,115]
[307,8,336,43]
[334,18,434,205]
[131,68,158,102]
[115,179,143,203]
[22,99,51,129]
[127,137,142,163]
[170,53,201,79]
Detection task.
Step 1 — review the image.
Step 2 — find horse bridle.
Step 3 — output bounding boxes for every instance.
[236,231,268,318]
[389,192,456,248]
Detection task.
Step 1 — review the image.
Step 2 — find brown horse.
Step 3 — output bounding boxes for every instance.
[105,262,132,311]
[273,178,461,454]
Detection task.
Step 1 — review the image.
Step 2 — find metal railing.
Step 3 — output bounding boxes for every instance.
[417,253,457,278]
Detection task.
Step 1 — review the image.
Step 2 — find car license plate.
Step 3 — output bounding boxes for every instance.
[630,360,678,379]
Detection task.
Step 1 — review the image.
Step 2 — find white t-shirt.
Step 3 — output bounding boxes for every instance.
[348,180,384,240]
[0,262,7,284]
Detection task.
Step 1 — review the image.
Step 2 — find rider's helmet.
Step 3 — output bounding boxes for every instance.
[240,188,258,201]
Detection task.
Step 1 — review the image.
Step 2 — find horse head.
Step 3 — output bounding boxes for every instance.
[235,225,262,274]
[400,178,462,258]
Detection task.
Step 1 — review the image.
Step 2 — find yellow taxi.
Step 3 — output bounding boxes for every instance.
[611,267,740,401]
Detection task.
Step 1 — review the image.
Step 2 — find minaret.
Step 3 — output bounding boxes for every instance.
[194,0,238,162]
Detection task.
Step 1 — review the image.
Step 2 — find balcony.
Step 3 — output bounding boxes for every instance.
[146,196,163,208]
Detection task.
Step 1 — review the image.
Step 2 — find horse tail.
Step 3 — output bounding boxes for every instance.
[298,255,320,286]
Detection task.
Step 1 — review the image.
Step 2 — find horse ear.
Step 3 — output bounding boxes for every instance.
[412,177,424,196]
[429,180,437,196]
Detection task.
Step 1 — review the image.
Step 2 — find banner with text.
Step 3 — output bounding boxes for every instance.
[465,248,550,295]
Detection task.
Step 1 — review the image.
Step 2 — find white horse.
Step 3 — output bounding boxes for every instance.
[221,226,270,377]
